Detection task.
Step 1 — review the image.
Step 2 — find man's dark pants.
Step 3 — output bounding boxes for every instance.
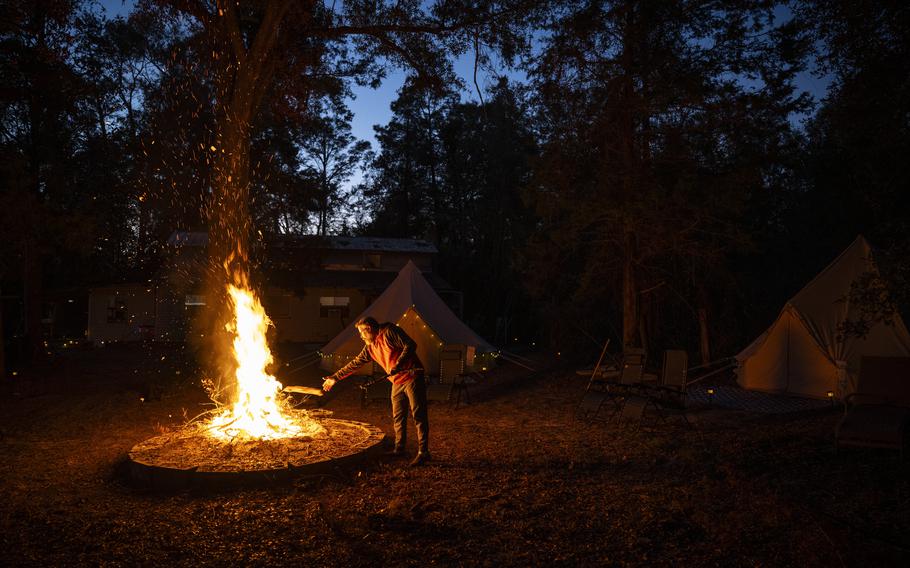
[390,372,429,454]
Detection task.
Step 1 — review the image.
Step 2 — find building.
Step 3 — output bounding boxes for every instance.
[86,232,457,345]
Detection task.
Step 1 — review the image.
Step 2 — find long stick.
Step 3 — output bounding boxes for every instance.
[499,353,536,371]
[282,351,320,365]
[589,338,611,382]
[686,361,736,385]
[499,350,536,363]
[686,356,734,373]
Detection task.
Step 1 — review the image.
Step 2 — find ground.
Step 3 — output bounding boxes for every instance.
[1,344,908,567]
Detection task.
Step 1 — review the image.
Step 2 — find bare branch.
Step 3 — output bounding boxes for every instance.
[364,32,430,79]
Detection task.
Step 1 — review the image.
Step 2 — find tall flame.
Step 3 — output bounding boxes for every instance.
[206,284,323,440]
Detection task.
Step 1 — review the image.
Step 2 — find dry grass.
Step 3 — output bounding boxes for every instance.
[1,344,908,567]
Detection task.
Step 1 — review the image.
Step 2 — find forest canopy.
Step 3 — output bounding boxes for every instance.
[2,0,908,367]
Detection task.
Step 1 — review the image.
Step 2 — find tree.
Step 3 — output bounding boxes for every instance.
[297,104,371,235]
[134,0,539,385]
[144,0,536,271]
[362,77,537,339]
[362,76,460,239]
[0,0,96,367]
[433,78,537,340]
[794,0,910,332]
[522,0,810,357]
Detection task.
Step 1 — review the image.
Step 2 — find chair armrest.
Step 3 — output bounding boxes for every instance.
[844,392,890,410]
[650,384,685,396]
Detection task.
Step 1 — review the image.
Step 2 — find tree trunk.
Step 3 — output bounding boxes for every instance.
[696,283,711,364]
[197,1,290,395]
[210,116,252,281]
[23,238,43,362]
[638,290,649,356]
[697,307,711,365]
[619,1,639,349]
[0,285,5,378]
[622,230,638,347]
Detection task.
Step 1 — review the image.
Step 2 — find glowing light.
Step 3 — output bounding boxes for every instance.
[206,284,323,440]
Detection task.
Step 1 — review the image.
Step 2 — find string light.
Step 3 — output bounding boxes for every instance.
[321,306,494,371]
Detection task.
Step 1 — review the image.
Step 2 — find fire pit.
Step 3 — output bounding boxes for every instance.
[128,411,385,490]
[128,281,385,490]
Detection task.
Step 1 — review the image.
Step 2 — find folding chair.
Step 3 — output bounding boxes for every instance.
[577,388,610,422]
[575,341,615,421]
[623,347,646,366]
[577,347,645,423]
[611,350,648,424]
[435,348,472,408]
[649,350,692,427]
[836,356,910,457]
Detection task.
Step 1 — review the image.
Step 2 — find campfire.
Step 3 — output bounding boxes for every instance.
[128,277,385,489]
[204,283,324,441]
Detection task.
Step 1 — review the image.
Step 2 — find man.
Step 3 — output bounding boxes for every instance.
[323,316,431,466]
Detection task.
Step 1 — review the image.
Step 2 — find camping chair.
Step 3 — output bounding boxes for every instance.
[623,347,646,367]
[432,348,472,408]
[577,348,645,423]
[835,356,910,457]
[646,350,692,427]
[576,343,622,420]
[610,349,650,424]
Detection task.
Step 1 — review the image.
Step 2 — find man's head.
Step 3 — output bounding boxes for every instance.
[355,316,380,345]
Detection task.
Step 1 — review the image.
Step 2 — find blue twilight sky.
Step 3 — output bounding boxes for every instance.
[99,0,830,165]
[98,0,508,156]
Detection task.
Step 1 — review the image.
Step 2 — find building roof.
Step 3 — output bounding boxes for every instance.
[167,231,438,254]
[269,268,454,295]
[320,236,437,254]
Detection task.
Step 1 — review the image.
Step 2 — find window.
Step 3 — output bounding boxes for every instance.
[184,294,206,306]
[107,295,127,323]
[319,296,350,318]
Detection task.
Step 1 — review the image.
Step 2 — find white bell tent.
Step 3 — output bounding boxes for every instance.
[320,261,496,376]
[736,236,910,399]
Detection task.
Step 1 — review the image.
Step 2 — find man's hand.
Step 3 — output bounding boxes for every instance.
[322,377,337,392]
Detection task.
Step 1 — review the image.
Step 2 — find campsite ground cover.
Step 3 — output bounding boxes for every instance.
[1,344,908,567]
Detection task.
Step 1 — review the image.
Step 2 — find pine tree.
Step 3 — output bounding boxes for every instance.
[523,0,810,356]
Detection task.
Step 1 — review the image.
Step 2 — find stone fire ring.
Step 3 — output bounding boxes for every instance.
[128,413,386,491]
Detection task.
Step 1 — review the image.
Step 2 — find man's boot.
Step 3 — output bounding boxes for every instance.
[385,445,407,457]
[409,452,431,467]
